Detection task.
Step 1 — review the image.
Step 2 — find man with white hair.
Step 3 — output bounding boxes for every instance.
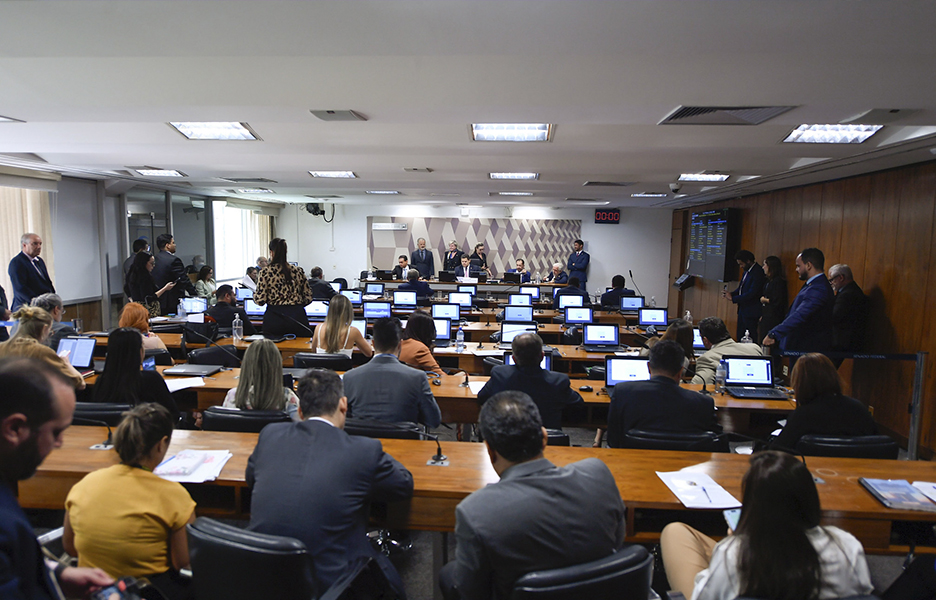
[31,293,77,350]
[8,233,55,310]
[828,263,869,355]
[543,262,568,284]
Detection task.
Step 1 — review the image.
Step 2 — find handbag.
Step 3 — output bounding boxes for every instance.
[140,297,161,318]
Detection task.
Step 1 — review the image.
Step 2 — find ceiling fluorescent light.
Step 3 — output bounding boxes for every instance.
[135,168,185,177]
[235,188,273,194]
[783,124,883,144]
[490,172,538,180]
[496,191,533,196]
[366,190,400,195]
[471,123,552,142]
[309,171,356,178]
[679,173,729,182]
[431,193,460,197]
[631,192,668,198]
[169,122,259,141]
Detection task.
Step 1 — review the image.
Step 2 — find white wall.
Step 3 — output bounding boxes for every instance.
[277,204,674,304]
[51,178,101,302]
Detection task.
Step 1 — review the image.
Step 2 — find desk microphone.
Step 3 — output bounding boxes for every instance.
[422,431,448,463]
[629,270,643,298]
[179,324,242,365]
[72,418,114,449]
[448,368,471,388]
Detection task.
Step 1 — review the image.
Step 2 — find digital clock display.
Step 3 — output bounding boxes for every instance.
[594,208,620,224]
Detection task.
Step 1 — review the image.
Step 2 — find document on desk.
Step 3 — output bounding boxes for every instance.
[913,482,936,504]
[164,377,206,393]
[471,349,505,357]
[656,471,741,509]
[467,381,486,395]
[155,449,233,483]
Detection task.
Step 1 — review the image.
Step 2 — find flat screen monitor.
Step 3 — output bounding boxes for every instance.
[500,322,537,345]
[520,286,540,300]
[304,300,329,319]
[620,296,645,311]
[432,303,460,320]
[433,318,452,342]
[363,302,391,320]
[364,282,385,295]
[449,292,473,308]
[340,290,362,305]
[505,352,551,370]
[351,319,367,339]
[638,308,668,327]
[329,281,342,292]
[56,337,96,369]
[235,287,253,301]
[564,307,593,324]
[458,284,477,296]
[504,305,533,322]
[583,324,619,347]
[180,297,208,314]
[244,299,266,316]
[508,294,532,306]
[393,290,417,307]
[558,294,584,309]
[605,356,651,387]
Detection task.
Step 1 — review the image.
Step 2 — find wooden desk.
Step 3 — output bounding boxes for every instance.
[22,427,936,554]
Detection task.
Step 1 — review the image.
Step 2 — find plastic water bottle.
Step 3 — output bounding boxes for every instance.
[741,329,753,344]
[684,310,693,325]
[649,296,657,308]
[456,326,465,353]
[535,273,541,284]
[715,359,727,393]
[177,300,186,318]
[232,314,243,341]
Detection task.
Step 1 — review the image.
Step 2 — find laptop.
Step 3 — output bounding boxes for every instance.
[56,336,97,377]
[558,294,584,309]
[498,322,538,350]
[504,351,552,370]
[448,292,473,308]
[180,297,208,314]
[363,301,392,320]
[164,363,223,377]
[329,281,342,292]
[376,270,395,281]
[351,319,367,339]
[638,308,668,328]
[304,300,329,321]
[438,271,457,282]
[244,299,267,317]
[432,303,460,321]
[604,356,651,392]
[520,286,540,301]
[364,282,385,296]
[235,287,253,301]
[433,317,453,348]
[340,289,362,306]
[477,273,488,283]
[565,307,593,325]
[693,327,706,354]
[508,294,532,306]
[393,290,418,312]
[582,324,623,351]
[724,355,788,399]
[458,284,477,296]
[503,272,522,284]
[620,296,645,313]
[504,305,534,322]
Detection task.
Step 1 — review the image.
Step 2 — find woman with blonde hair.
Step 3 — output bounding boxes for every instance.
[118,302,168,351]
[222,338,299,419]
[311,294,373,358]
[0,306,84,389]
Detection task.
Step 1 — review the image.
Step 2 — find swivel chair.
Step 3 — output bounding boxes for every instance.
[292,352,354,371]
[620,429,728,453]
[188,345,240,368]
[72,402,132,427]
[795,434,899,459]
[144,348,173,366]
[201,406,291,433]
[511,545,652,600]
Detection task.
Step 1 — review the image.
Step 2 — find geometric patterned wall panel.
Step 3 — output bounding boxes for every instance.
[367,216,581,279]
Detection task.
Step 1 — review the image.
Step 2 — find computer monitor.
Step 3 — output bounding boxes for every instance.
[520,286,540,301]
[583,324,620,347]
[504,305,534,322]
[605,356,651,387]
[244,299,266,316]
[500,322,537,345]
[393,290,417,308]
[180,297,208,313]
[364,282,384,295]
[558,294,584,309]
[56,337,96,369]
[235,287,253,301]
[508,294,532,306]
[351,319,367,339]
[564,307,593,324]
[449,292,473,307]
[432,303,461,320]
[433,318,453,343]
[340,289,362,305]
[363,301,392,319]
[304,300,329,319]
[620,296,645,311]
[329,281,342,292]
[638,308,668,327]
[458,284,477,296]
[503,272,522,284]
[504,351,551,370]
[693,327,705,350]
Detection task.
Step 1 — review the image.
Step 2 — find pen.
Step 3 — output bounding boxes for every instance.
[702,486,712,503]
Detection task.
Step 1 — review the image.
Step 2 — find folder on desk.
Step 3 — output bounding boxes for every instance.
[859,478,936,512]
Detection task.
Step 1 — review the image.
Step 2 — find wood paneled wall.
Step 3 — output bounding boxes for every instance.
[671,161,936,456]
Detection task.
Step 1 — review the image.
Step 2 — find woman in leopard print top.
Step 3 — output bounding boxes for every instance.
[254,238,313,338]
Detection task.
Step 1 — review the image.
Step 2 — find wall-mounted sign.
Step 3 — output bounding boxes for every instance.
[594,208,620,224]
[371,223,408,231]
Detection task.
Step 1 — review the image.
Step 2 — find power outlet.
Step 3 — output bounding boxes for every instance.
[782,365,789,376]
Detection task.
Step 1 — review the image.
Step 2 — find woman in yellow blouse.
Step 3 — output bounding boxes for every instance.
[253,238,313,339]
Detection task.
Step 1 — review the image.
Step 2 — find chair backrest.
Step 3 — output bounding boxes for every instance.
[187,517,316,600]
[343,417,423,440]
[292,352,354,371]
[201,406,291,433]
[511,545,652,600]
[72,402,132,427]
[483,356,505,375]
[144,348,173,366]
[182,321,220,346]
[545,429,570,447]
[188,345,241,367]
[622,429,728,452]
[795,434,899,459]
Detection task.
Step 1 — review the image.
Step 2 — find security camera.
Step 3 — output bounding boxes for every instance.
[669,183,682,194]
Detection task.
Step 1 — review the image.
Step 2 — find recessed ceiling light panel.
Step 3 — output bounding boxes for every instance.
[489,172,539,180]
[135,168,186,177]
[783,124,883,144]
[494,191,534,196]
[309,171,356,178]
[678,173,730,182]
[631,192,668,198]
[366,190,400,195]
[234,188,273,194]
[471,123,553,142]
[169,122,259,140]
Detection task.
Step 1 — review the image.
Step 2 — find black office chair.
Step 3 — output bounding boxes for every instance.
[545,429,570,446]
[795,434,899,459]
[72,402,132,427]
[331,278,348,290]
[511,545,652,600]
[188,345,240,368]
[200,406,291,433]
[144,348,173,366]
[620,429,728,453]
[343,418,423,440]
[483,356,505,375]
[181,321,220,347]
[292,352,354,371]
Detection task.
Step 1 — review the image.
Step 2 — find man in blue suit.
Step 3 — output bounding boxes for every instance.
[722,249,765,341]
[764,247,834,353]
[567,239,590,291]
[399,269,434,298]
[8,233,55,310]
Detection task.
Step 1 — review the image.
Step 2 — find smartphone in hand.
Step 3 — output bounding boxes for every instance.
[723,508,741,531]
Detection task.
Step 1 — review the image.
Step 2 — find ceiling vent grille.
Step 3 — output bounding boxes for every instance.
[564,198,601,202]
[582,181,634,187]
[304,195,343,199]
[310,110,368,122]
[220,177,278,184]
[659,105,795,126]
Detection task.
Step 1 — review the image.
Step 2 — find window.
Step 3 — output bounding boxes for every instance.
[212,202,271,283]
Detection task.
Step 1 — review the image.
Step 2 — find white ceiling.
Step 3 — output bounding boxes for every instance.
[1,0,935,209]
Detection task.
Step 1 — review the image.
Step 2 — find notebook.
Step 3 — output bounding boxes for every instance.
[638,308,667,327]
[620,296,645,313]
[363,302,392,320]
[582,324,622,351]
[723,355,788,399]
[558,294,584,309]
[520,286,541,301]
[565,307,593,325]
[504,305,534,322]
[433,317,453,348]
[304,300,329,320]
[180,297,208,314]
[498,322,538,350]
[56,336,97,377]
[458,285,477,296]
[448,292,473,308]
[235,287,253,301]
[340,290,362,305]
[329,281,342,292]
[503,272,522,284]
[432,303,460,321]
[163,364,222,377]
[504,351,551,370]
[393,290,417,311]
[244,299,266,316]
[364,282,385,295]
[604,356,651,391]
[508,294,532,306]
[351,319,367,339]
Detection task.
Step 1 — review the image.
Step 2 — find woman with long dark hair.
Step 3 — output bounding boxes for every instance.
[194,265,217,306]
[661,451,873,600]
[399,310,443,375]
[93,327,178,418]
[253,238,313,338]
[758,255,788,345]
[125,252,176,316]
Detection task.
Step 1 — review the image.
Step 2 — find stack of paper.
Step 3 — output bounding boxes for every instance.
[656,471,741,509]
[155,449,233,483]
[164,377,206,394]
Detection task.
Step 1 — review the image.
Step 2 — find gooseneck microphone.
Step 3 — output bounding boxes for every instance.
[71,417,114,448]
[629,269,643,298]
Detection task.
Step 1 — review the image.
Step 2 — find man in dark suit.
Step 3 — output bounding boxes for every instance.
[567,239,590,291]
[206,285,256,335]
[0,358,114,599]
[391,255,411,280]
[343,317,441,427]
[543,263,568,284]
[455,255,479,279]
[150,233,196,314]
[829,263,869,353]
[722,249,766,341]
[399,269,434,298]
[600,274,637,308]
[411,237,435,281]
[607,340,721,447]
[506,259,532,283]
[246,369,413,597]
[477,333,584,429]
[764,247,835,353]
[308,266,337,300]
[552,277,590,310]
[122,238,149,285]
[8,233,55,310]
[30,293,77,350]
[439,391,626,600]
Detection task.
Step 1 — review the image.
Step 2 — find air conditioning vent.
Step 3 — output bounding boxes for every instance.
[659,105,795,125]
[310,110,368,122]
[565,198,600,202]
[403,167,433,173]
[220,177,278,184]
[582,181,634,187]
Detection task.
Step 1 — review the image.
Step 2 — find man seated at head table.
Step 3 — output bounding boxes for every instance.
[691,316,763,386]
[607,340,721,448]
[506,259,532,283]
[206,285,257,335]
[439,390,627,600]
[247,369,413,597]
[342,317,441,428]
[455,254,480,279]
[542,262,568,284]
